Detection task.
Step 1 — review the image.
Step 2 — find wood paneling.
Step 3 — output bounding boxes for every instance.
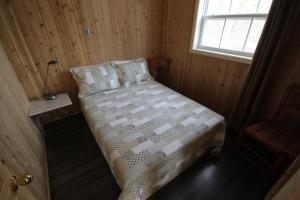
[1,0,251,120]
[0,43,47,199]
[0,0,163,117]
[265,155,300,200]
[162,0,250,119]
[271,167,300,200]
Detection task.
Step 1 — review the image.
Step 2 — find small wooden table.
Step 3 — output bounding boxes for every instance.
[29,93,72,134]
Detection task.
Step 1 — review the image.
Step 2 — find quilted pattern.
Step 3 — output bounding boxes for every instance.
[70,62,120,97]
[80,80,225,200]
[114,58,152,86]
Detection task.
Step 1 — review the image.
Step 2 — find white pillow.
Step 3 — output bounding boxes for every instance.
[70,62,120,97]
[114,58,152,86]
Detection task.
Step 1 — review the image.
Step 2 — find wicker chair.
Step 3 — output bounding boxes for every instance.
[235,85,300,178]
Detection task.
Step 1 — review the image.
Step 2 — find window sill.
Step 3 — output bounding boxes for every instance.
[190,48,252,64]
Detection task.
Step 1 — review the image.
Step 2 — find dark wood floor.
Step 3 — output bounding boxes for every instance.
[45,114,272,200]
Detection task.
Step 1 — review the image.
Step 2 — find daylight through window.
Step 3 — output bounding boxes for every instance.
[192,0,273,62]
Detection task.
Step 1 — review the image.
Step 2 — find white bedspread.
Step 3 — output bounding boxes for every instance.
[80,80,225,200]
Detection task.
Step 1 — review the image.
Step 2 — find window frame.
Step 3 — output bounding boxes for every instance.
[191,0,269,64]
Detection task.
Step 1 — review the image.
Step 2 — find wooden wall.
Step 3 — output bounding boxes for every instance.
[271,167,300,200]
[0,43,47,199]
[1,0,252,120]
[162,0,250,119]
[265,155,300,200]
[0,0,250,121]
[0,0,163,114]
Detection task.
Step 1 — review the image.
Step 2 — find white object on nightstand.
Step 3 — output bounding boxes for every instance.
[29,93,72,117]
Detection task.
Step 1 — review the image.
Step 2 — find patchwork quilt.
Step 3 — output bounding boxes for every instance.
[80,80,225,200]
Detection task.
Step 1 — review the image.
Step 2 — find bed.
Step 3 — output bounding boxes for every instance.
[71,58,226,200]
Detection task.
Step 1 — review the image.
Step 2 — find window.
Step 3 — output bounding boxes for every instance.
[192,0,273,63]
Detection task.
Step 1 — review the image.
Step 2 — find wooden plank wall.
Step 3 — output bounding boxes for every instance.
[271,167,300,200]
[162,0,250,119]
[0,0,163,120]
[0,43,47,200]
[265,155,300,200]
[0,0,252,121]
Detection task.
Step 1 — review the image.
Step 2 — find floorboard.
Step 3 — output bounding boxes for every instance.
[45,114,272,200]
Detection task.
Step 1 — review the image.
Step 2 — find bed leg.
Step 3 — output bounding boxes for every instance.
[210,146,222,157]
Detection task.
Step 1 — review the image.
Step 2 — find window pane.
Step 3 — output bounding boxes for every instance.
[220,19,251,51]
[230,0,259,14]
[200,19,225,48]
[206,0,231,15]
[257,0,272,13]
[244,19,266,53]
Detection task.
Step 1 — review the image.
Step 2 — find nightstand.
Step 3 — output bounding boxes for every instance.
[29,93,72,135]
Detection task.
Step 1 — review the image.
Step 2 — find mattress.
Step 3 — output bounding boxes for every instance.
[80,80,225,200]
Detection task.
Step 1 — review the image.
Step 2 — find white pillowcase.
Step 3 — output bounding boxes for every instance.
[70,62,120,97]
[114,58,152,86]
